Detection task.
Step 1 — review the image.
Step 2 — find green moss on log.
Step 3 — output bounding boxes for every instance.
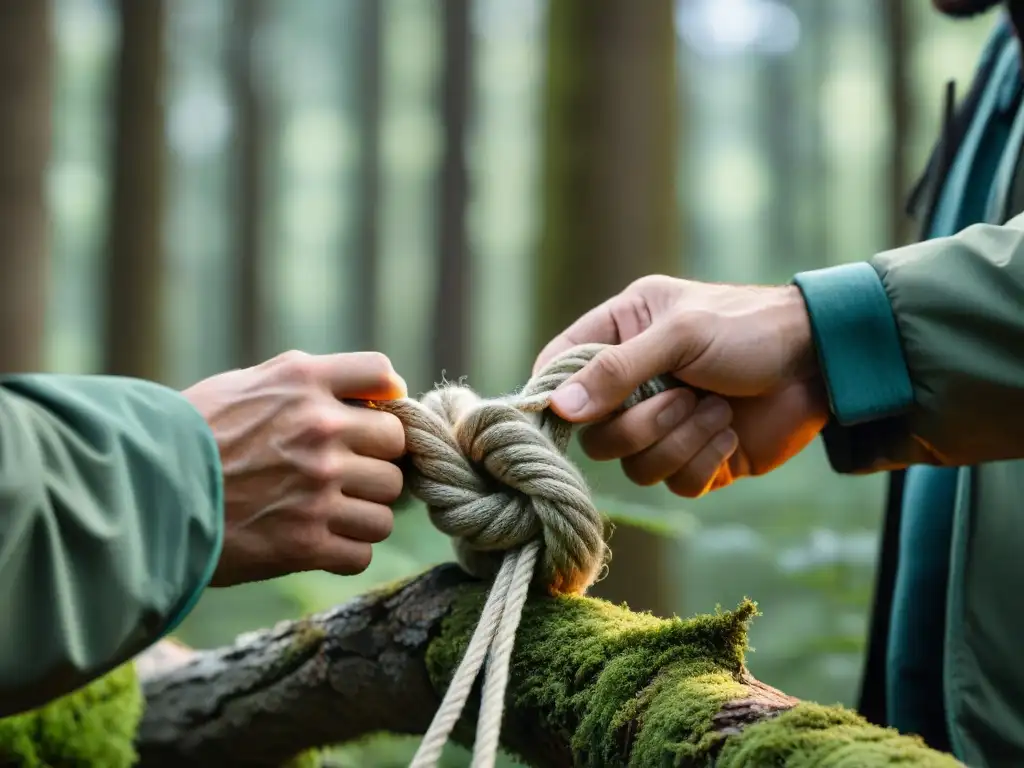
[716,704,959,767]
[426,587,961,767]
[0,663,141,768]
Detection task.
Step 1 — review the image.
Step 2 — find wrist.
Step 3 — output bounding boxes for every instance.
[777,284,820,383]
[792,263,914,426]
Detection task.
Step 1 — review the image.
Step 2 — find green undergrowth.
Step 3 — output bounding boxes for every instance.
[0,663,142,768]
[426,587,961,767]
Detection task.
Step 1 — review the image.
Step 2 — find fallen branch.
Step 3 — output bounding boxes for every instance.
[133,564,961,767]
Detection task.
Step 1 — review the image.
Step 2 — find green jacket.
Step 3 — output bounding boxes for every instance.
[794,15,1024,766]
[0,375,223,717]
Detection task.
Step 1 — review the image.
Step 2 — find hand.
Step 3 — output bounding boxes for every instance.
[533,275,829,497]
[183,350,408,586]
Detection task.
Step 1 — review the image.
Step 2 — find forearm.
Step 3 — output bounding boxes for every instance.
[0,375,223,716]
[795,212,1024,472]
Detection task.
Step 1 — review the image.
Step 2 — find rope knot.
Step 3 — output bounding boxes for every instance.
[377,343,679,768]
[392,347,613,597]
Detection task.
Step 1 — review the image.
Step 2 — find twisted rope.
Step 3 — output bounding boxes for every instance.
[375,343,676,768]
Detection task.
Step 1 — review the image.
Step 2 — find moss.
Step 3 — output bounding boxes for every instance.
[0,663,142,768]
[282,747,324,768]
[427,587,759,766]
[427,591,961,766]
[715,704,962,767]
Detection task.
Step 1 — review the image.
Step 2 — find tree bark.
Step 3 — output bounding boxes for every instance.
[102,0,167,381]
[885,0,911,249]
[431,0,473,378]
[135,564,961,767]
[230,0,267,368]
[0,1,53,373]
[351,0,384,353]
[536,0,679,619]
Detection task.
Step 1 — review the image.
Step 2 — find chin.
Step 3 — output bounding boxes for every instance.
[932,0,1003,16]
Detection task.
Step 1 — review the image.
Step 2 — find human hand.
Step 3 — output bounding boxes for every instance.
[183,350,408,586]
[533,276,829,497]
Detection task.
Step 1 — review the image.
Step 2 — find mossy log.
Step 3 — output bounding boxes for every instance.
[129,564,960,767]
[3,564,963,767]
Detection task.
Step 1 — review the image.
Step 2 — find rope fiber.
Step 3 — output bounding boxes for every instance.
[375,343,677,768]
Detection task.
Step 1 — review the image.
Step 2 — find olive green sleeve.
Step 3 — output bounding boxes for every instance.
[0,374,223,717]
[794,211,1024,472]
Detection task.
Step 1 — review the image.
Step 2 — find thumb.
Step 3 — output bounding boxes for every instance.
[549,325,699,422]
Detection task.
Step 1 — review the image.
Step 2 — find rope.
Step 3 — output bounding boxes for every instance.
[375,343,675,768]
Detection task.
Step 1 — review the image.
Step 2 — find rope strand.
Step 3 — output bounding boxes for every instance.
[378,343,677,767]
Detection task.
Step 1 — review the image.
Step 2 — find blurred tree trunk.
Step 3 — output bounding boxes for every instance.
[230,0,266,368]
[352,0,384,352]
[431,0,473,378]
[885,0,911,248]
[536,0,679,617]
[102,0,166,381]
[0,2,53,372]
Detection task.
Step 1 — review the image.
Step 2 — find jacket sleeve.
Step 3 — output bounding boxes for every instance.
[0,374,224,717]
[793,211,1024,473]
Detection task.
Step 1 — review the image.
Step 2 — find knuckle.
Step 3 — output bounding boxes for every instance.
[593,347,633,387]
[275,349,319,385]
[354,350,396,382]
[305,451,345,482]
[300,407,345,443]
[628,274,674,295]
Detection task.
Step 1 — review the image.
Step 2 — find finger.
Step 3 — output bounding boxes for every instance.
[314,351,408,400]
[328,497,395,543]
[338,455,405,504]
[312,537,374,576]
[532,299,621,375]
[620,396,732,486]
[579,388,698,461]
[665,429,739,498]
[548,322,703,423]
[337,404,407,461]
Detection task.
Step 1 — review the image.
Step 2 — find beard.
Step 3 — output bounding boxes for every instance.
[932,0,1003,16]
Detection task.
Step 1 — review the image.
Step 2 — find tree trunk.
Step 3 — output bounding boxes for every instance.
[102,0,166,381]
[230,0,267,368]
[351,0,384,353]
[431,0,473,378]
[885,0,911,249]
[0,1,53,373]
[536,0,679,618]
[130,564,961,767]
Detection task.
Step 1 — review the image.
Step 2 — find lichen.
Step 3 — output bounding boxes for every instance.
[0,663,142,768]
[426,590,961,767]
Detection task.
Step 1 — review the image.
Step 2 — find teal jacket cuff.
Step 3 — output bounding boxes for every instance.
[793,262,914,426]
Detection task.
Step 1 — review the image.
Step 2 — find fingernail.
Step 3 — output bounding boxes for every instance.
[656,397,690,429]
[551,382,590,417]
